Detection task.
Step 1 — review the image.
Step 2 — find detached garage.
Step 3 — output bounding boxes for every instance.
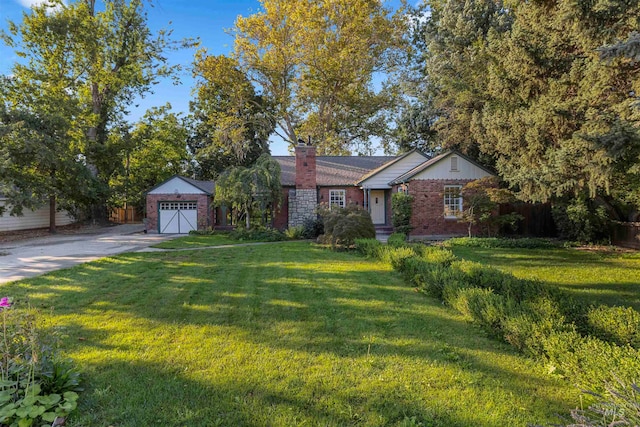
[145,176,214,234]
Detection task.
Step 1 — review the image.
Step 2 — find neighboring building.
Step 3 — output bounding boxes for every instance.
[0,196,75,232]
[145,143,496,237]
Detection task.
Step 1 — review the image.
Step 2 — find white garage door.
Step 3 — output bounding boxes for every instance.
[159,201,198,234]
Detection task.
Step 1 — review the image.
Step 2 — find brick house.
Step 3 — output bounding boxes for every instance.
[145,142,496,237]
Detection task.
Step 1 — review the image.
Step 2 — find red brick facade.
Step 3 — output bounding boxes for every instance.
[145,193,212,233]
[400,179,478,237]
[317,186,365,208]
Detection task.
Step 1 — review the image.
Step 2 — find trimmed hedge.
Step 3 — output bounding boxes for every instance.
[353,239,640,393]
[444,237,558,249]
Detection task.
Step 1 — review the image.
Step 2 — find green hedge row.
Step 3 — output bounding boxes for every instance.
[353,238,640,391]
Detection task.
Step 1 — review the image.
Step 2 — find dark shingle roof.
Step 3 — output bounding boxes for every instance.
[274,156,396,186]
[181,176,215,194]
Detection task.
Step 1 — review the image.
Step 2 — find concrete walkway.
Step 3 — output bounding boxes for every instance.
[0,224,178,284]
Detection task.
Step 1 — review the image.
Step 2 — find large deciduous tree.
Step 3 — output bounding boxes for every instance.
[189,54,273,180]
[3,0,194,223]
[228,0,407,155]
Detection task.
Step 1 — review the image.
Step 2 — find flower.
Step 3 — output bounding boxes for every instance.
[0,297,11,309]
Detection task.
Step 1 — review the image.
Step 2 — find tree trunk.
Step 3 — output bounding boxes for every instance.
[49,194,57,234]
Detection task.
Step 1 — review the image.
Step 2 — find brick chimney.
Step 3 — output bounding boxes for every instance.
[295,139,316,189]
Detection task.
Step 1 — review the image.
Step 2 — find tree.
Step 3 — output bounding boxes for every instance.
[459,177,519,237]
[214,154,282,229]
[0,4,96,232]
[190,54,273,180]
[109,104,190,212]
[230,0,407,155]
[3,0,195,223]
[479,1,640,220]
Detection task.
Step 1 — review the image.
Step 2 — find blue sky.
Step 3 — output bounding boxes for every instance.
[0,0,404,155]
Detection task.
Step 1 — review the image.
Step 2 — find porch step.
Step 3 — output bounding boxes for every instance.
[374,225,394,235]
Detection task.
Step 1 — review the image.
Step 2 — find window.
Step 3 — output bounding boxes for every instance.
[443,185,462,218]
[159,201,197,210]
[450,156,459,172]
[398,184,409,194]
[329,189,346,209]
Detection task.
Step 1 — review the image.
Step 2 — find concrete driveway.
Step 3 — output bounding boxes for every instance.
[0,224,178,284]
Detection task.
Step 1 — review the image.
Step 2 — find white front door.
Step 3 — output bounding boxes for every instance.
[370,190,386,225]
[159,201,198,234]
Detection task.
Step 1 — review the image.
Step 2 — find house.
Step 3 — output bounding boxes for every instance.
[144,142,496,237]
[0,195,75,233]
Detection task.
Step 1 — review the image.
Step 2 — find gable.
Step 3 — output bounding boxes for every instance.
[358,150,430,189]
[410,152,494,181]
[148,176,208,195]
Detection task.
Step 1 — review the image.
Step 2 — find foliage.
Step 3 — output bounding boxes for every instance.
[458,177,521,237]
[231,0,408,154]
[586,305,640,349]
[214,154,282,229]
[284,226,304,240]
[318,204,376,247]
[229,226,286,242]
[300,218,324,240]
[354,238,382,258]
[552,198,611,243]
[391,193,414,235]
[386,233,407,247]
[189,54,273,179]
[443,237,558,249]
[2,0,195,223]
[109,105,190,210]
[0,298,80,427]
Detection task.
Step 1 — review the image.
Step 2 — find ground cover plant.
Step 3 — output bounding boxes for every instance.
[0,242,576,426]
[354,238,640,425]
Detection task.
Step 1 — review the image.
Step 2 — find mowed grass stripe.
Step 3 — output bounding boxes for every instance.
[4,242,575,426]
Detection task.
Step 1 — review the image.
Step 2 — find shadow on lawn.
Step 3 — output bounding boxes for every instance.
[6,243,572,425]
[70,359,471,427]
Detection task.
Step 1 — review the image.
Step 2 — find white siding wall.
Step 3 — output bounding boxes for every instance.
[0,199,75,232]
[413,153,494,180]
[148,178,205,195]
[360,151,428,189]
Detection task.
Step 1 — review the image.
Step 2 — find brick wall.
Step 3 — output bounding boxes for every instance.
[405,180,476,237]
[295,144,317,189]
[272,188,291,230]
[317,186,364,208]
[145,193,212,233]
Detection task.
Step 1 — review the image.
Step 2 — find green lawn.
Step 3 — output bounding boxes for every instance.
[152,233,240,249]
[450,246,640,311]
[4,242,576,426]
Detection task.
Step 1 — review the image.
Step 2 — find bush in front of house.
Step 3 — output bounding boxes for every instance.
[391,193,414,235]
[301,218,324,239]
[230,226,287,242]
[386,232,407,247]
[552,197,611,243]
[354,238,382,258]
[318,204,375,247]
[355,239,640,398]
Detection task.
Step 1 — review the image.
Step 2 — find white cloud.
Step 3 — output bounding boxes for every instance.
[16,0,66,10]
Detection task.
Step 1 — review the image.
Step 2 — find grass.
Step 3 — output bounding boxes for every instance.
[3,242,577,426]
[450,246,640,311]
[151,233,240,249]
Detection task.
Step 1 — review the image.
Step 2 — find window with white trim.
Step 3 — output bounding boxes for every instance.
[329,189,346,209]
[443,185,462,218]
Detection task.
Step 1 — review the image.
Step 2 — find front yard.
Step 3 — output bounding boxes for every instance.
[2,241,575,426]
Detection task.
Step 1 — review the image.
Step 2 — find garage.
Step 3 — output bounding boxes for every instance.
[158,201,198,234]
[145,176,214,234]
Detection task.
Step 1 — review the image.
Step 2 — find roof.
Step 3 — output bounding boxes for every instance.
[145,175,215,195]
[274,156,396,186]
[389,150,496,184]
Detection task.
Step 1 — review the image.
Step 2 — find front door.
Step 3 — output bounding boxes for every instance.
[370,190,386,225]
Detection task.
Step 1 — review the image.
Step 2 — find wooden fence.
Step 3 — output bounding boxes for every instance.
[611,222,640,249]
[499,203,557,237]
[109,207,143,224]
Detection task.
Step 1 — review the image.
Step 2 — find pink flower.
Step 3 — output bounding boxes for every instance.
[0,297,11,309]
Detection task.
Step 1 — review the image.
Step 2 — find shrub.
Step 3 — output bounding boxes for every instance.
[448,287,507,336]
[391,192,414,235]
[416,245,457,267]
[552,197,611,243]
[444,237,557,249]
[301,218,324,239]
[354,238,382,258]
[387,232,407,247]
[0,298,81,426]
[230,226,286,242]
[284,226,304,239]
[319,204,376,247]
[189,227,215,235]
[381,246,418,270]
[586,305,640,348]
